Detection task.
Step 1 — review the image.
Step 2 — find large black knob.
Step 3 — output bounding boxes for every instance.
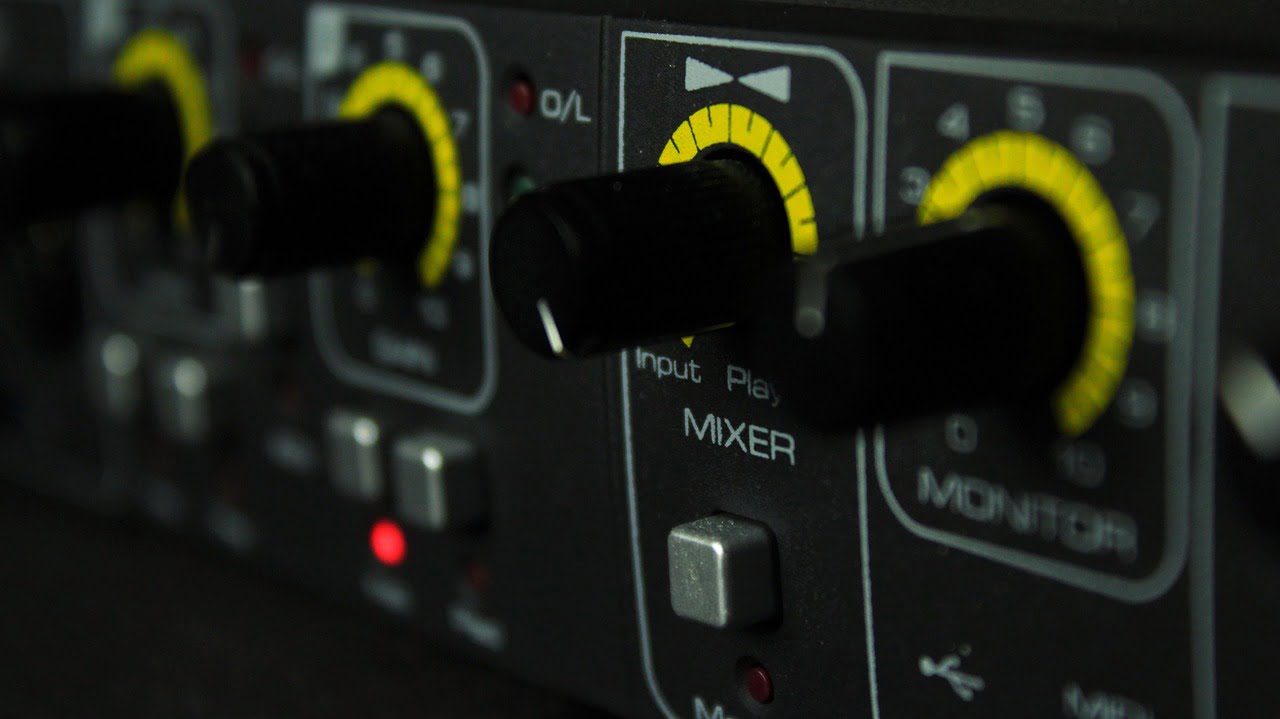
[0,86,183,228]
[184,107,435,277]
[751,196,1089,428]
[489,157,791,358]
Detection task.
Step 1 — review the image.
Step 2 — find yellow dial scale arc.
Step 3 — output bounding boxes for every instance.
[112,29,215,231]
[658,103,818,346]
[917,130,1136,437]
[340,61,461,290]
[659,103,819,254]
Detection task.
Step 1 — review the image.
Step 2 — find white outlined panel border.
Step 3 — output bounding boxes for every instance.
[1189,72,1280,719]
[866,51,1200,604]
[304,3,497,415]
[618,30,868,719]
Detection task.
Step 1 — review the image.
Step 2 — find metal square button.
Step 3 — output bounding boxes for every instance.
[326,409,383,501]
[391,433,485,531]
[667,514,777,629]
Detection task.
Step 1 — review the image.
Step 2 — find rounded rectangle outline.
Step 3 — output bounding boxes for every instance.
[303,3,497,415]
[617,30,869,719]
[868,51,1200,603]
[1189,73,1280,719]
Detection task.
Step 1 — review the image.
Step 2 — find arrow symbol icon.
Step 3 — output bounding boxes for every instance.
[684,57,734,91]
[738,65,791,103]
[684,58,793,103]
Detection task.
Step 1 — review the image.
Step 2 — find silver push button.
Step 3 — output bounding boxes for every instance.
[214,277,279,343]
[152,355,213,444]
[391,433,485,531]
[667,514,778,629]
[327,409,384,500]
[93,331,141,421]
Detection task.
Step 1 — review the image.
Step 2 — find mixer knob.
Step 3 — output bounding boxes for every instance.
[184,107,437,278]
[0,87,183,228]
[489,156,792,358]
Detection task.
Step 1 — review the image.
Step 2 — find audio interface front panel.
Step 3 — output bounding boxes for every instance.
[0,1,1274,717]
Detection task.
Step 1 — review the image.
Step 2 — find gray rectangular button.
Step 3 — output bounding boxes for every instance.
[391,433,485,531]
[214,278,277,343]
[668,514,778,629]
[152,355,212,444]
[326,409,383,500]
[92,332,141,421]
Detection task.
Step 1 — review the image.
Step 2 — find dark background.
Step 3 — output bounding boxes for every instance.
[0,482,608,718]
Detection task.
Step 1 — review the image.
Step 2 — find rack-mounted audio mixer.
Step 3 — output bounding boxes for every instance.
[0,0,1277,716]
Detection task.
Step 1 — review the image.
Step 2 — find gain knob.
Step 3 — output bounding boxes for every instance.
[184,62,462,287]
[185,108,435,277]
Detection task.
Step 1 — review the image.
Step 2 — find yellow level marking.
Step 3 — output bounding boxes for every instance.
[786,197,818,249]
[996,131,1028,184]
[688,104,731,149]
[918,130,1136,437]
[728,105,771,156]
[924,177,967,219]
[661,103,817,257]
[661,122,699,164]
[113,29,214,231]
[432,137,461,191]
[658,103,819,345]
[341,61,460,289]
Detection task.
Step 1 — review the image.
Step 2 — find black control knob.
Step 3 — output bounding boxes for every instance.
[752,196,1089,428]
[184,107,436,277]
[489,157,791,358]
[0,87,183,228]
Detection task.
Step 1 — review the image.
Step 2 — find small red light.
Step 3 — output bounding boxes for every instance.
[508,76,536,116]
[745,664,774,704]
[465,561,492,594]
[370,519,406,567]
[238,42,264,82]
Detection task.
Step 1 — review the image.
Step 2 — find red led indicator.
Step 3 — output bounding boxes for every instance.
[508,75,536,116]
[237,42,264,82]
[745,664,774,704]
[465,561,492,594]
[369,519,406,567]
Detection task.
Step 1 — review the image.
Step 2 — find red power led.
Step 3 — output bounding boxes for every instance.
[744,664,774,704]
[369,519,406,567]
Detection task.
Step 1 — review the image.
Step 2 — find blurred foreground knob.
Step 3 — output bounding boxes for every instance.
[0,87,182,228]
[184,107,436,277]
[489,157,791,358]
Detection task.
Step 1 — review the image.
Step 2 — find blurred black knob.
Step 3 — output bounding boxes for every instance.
[184,107,435,277]
[489,157,791,358]
[0,86,183,228]
[751,196,1089,428]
